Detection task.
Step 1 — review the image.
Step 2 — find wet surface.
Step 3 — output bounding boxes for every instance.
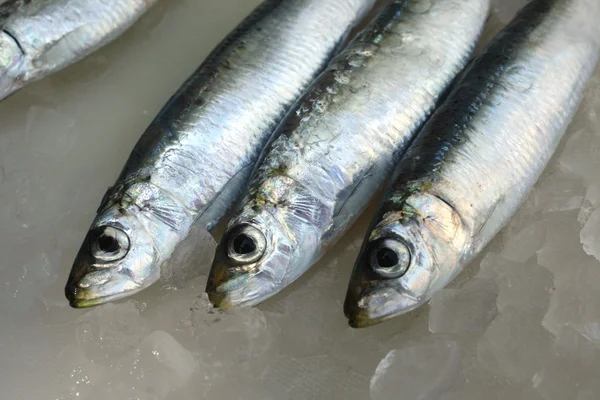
[1,0,600,399]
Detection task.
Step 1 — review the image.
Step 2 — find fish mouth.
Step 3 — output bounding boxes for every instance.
[205,259,231,308]
[206,273,274,309]
[344,293,380,328]
[346,310,382,329]
[66,288,143,308]
[206,290,233,310]
[64,268,150,308]
[206,260,279,309]
[344,286,420,328]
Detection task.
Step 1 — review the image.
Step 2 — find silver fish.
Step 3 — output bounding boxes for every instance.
[0,0,160,100]
[344,0,600,328]
[65,0,375,308]
[206,0,490,309]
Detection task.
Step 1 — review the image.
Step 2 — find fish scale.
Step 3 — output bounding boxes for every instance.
[344,0,600,327]
[207,0,490,309]
[66,0,376,308]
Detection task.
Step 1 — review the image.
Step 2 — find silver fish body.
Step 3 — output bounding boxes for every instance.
[344,0,600,328]
[65,0,375,308]
[0,0,159,100]
[206,0,490,308]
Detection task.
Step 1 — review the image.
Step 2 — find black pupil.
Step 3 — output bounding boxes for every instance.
[98,235,119,253]
[233,233,256,255]
[376,247,398,269]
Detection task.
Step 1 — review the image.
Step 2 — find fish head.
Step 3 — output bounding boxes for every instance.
[65,205,160,308]
[0,30,25,98]
[207,177,326,308]
[344,192,468,328]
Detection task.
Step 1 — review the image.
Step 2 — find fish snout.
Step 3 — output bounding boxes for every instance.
[206,260,278,309]
[65,264,141,308]
[344,285,419,328]
[206,222,277,308]
[65,224,148,308]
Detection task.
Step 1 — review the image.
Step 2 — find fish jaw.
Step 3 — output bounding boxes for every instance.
[345,287,420,328]
[65,272,148,309]
[206,258,280,309]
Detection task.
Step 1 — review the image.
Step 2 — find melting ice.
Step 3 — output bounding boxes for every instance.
[0,0,600,399]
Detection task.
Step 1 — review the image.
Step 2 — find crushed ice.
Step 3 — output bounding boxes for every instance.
[1,0,600,398]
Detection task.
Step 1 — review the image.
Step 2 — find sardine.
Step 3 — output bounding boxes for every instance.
[344,0,600,328]
[0,0,160,100]
[206,0,490,308]
[65,0,375,308]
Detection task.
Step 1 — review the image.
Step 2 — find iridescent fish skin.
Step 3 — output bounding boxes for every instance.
[206,0,490,309]
[0,0,159,100]
[65,0,375,308]
[345,0,600,328]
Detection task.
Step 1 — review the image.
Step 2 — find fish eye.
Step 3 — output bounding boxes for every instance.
[369,238,411,279]
[89,226,130,262]
[226,224,267,265]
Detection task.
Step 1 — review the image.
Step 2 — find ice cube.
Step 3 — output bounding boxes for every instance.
[201,374,278,400]
[133,330,197,397]
[329,327,389,377]
[537,212,588,278]
[479,252,503,277]
[191,296,275,380]
[527,168,585,214]
[500,220,547,263]
[54,343,107,400]
[479,253,553,312]
[444,385,543,400]
[560,128,600,187]
[580,209,600,261]
[533,358,600,400]
[441,364,544,400]
[554,327,600,365]
[160,224,216,289]
[533,329,600,400]
[578,185,600,225]
[3,2,600,398]
[87,382,160,400]
[370,339,461,400]
[429,278,498,334]
[261,355,370,400]
[542,258,600,341]
[5,168,70,231]
[163,371,210,400]
[76,301,148,364]
[262,285,347,358]
[25,106,75,159]
[477,307,553,382]
[1,250,53,313]
[306,254,344,292]
[139,275,207,342]
[91,331,197,400]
